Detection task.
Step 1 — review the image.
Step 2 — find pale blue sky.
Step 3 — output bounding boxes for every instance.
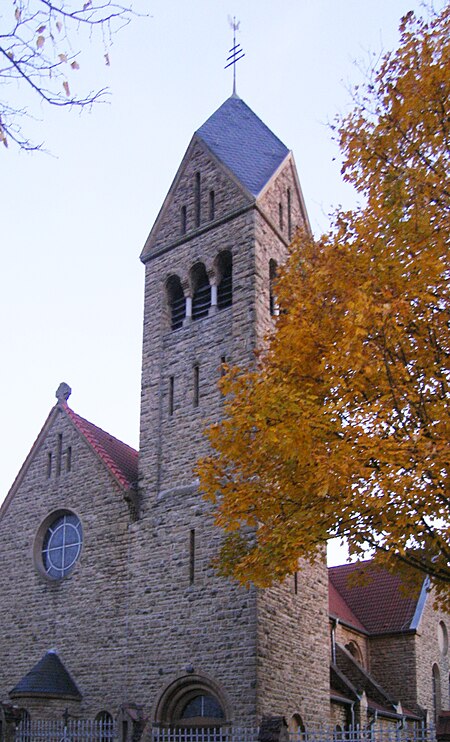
[0,0,438,563]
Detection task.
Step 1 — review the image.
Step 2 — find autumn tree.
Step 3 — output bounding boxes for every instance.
[0,1,137,149]
[198,7,450,606]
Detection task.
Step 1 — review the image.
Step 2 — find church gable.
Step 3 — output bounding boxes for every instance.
[0,392,133,716]
[257,154,311,242]
[141,135,252,260]
[0,397,132,573]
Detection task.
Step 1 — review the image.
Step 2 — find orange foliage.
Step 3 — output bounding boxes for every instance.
[197,7,450,608]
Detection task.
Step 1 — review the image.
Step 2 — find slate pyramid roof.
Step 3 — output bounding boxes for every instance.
[10,651,81,700]
[196,96,289,196]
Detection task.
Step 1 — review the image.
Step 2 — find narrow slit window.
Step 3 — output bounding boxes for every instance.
[56,433,62,477]
[217,250,232,309]
[169,376,174,416]
[195,172,201,228]
[279,202,283,230]
[287,188,292,241]
[181,205,187,235]
[193,365,199,408]
[47,451,52,478]
[189,528,195,584]
[66,446,72,472]
[294,571,298,595]
[209,190,215,221]
[269,259,279,316]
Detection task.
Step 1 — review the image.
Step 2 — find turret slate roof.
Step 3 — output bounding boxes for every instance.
[10,651,81,700]
[196,96,289,196]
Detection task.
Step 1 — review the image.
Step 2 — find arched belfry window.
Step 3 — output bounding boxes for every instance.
[216,250,232,309]
[191,263,211,320]
[167,275,186,330]
[269,259,279,316]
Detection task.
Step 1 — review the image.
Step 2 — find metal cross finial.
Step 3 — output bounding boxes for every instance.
[225,16,245,97]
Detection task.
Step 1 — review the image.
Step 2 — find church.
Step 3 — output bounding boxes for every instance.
[0,95,448,741]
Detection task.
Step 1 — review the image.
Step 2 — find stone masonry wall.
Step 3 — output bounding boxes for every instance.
[369,633,417,712]
[135,134,329,730]
[0,407,131,719]
[335,623,370,671]
[135,144,263,727]
[145,138,250,256]
[256,556,331,728]
[415,592,450,719]
[253,166,330,727]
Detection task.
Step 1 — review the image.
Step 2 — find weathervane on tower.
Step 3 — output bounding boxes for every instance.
[225,16,245,97]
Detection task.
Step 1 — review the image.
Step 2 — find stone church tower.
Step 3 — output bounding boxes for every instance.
[129,95,330,728]
[1,92,448,740]
[0,95,330,735]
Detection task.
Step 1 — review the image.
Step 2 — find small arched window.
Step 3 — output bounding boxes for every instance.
[438,621,448,656]
[289,714,305,739]
[345,640,364,667]
[191,263,211,320]
[269,259,279,316]
[216,251,233,309]
[167,276,186,330]
[95,711,114,742]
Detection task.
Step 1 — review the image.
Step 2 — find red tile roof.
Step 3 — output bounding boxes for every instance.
[329,560,423,635]
[62,403,138,490]
[329,580,367,632]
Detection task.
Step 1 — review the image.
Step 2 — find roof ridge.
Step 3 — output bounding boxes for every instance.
[195,96,289,197]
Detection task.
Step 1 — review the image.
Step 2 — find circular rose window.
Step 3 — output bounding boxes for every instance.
[41,512,83,579]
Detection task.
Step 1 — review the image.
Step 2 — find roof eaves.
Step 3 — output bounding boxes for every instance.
[409,577,430,631]
[61,403,137,491]
[336,643,399,709]
[330,662,360,701]
[329,612,369,636]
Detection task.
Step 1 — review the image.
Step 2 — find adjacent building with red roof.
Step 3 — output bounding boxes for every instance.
[328,560,448,730]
